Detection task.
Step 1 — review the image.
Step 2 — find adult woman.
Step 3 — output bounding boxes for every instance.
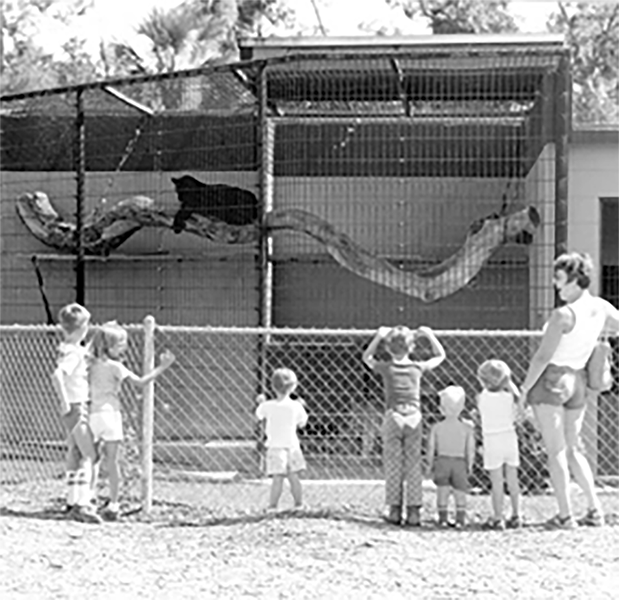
[520,252,619,529]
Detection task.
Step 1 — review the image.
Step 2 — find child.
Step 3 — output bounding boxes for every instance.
[476,359,524,530]
[89,321,175,520]
[362,325,446,526]
[427,385,475,528]
[51,303,101,524]
[255,368,308,510]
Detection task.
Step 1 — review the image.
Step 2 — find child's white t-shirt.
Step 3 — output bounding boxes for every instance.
[256,398,308,449]
[56,342,89,405]
[477,389,516,435]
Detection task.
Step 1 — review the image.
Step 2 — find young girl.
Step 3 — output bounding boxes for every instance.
[89,321,175,520]
[476,359,524,530]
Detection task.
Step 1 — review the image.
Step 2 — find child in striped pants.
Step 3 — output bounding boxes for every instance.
[362,325,446,526]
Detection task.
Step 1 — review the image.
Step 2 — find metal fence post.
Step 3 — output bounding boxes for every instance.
[142,315,156,514]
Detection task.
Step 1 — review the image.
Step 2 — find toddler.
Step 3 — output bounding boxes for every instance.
[256,368,308,510]
[51,303,101,523]
[427,385,475,528]
[89,321,175,520]
[362,325,446,526]
[476,359,524,530]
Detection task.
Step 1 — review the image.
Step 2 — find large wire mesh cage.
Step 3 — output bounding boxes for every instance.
[1,324,617,520]
[1,38,573,329]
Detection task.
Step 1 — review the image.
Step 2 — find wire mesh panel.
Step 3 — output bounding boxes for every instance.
[1,41,571,329]
[2,325,617,519]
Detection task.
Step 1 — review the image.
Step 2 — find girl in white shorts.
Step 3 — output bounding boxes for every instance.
[89,321,175,520]
[476,359,525,530]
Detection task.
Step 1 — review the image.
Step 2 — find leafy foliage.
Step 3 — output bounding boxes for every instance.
[547,2,619,125]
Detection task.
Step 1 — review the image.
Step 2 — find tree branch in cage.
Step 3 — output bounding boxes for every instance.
[16,191,540,302]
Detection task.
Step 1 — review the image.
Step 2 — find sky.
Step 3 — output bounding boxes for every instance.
[31,0,560,59]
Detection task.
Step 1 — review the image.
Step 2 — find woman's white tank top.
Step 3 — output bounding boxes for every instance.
[550,291,607,370]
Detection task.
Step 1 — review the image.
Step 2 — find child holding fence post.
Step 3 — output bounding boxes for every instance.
[89,321,175,520]
[51,303,102,524]
[427,385,475,528]
[476,359,524,530]
[362,325,446,526]
[255,368,308,511]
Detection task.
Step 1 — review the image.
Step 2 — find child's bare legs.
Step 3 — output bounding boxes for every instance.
[505,465,521,518]
[436,485,451,524]
[489,467,505,520]
[454,489,467,526]
[105,442,121,506]
[288,471,303,507]
[269,475,285,509]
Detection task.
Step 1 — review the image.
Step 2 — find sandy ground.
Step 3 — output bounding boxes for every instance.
[2,484,619,600]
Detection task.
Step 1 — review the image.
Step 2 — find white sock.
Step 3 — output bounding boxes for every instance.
[66,471,78,506]
[74,468,90,507]
[108,502,120,512]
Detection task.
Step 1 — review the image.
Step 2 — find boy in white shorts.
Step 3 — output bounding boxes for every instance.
[476,359,524,530]
[89,321,175,520]
[256,368,308,510]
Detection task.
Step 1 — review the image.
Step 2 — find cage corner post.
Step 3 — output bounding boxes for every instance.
[141,314,156,514]
[553,50,571,261]
[74,87,86,305]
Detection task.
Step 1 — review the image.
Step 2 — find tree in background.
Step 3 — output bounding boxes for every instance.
[388,0,517,34]
[547,2,619,125]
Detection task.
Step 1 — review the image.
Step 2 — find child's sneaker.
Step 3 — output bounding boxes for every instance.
[577,508,604,527]
[383,505,402,525]
[101,506,120,522]
[545,514,577,530]
[404,506,421,527]
[482,518,505,531]
[70,505,103,524]
[505,515,523,529]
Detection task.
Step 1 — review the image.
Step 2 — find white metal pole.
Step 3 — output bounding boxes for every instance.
[141,315,155,514]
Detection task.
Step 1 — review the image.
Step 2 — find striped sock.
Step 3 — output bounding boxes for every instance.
[66,471,78,506]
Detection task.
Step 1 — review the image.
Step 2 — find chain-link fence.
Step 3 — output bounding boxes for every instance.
[2,323,617,518]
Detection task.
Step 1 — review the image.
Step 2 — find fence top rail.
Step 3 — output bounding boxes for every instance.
[0,324,544,336]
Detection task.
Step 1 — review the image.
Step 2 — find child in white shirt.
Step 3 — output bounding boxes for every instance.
[256,368,308,510]
[477,359,524,530]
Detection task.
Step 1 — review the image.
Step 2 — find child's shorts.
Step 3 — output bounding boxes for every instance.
[433,456,468,492]
[265,447,306,476]
[90,411,123,443]
[62,402,89,433]
[482,430,520,470]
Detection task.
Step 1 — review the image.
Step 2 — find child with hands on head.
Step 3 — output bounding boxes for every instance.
[476,359,524,530]
[427,385,475,528]
[256,368,308,511]
[362,324,446,526]
[89,321,175,520]
[51,303,102,523]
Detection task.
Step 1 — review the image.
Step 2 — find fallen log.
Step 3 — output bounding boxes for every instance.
[16,192,539,303]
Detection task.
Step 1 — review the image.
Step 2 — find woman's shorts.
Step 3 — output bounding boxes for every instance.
[482,430,520,470]
[90,411,123,442]
[433,456,468,492]
[527,364,587,410]
[265,447,306,476]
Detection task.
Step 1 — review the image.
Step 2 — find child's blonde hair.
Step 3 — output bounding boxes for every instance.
[271,368,298,395]
[385,325,415,357]
[58,303,90,334]
[439,385,465,417]
[477,359,512,392]
[91,321,127,359]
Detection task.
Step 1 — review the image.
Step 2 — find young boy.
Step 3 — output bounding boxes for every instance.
[427,385,475,528]
[51,303,102,524]
[256,368,308,510]
[477,359,523,530]
[362,325,446,526]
